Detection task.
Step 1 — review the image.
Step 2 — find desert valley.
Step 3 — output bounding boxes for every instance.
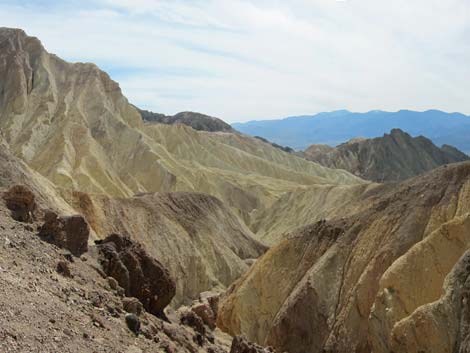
[1,27,470,353]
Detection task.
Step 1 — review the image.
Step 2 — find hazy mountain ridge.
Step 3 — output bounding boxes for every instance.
[233,109,470,153]
[139,108,235,133]
[303,128,469,182]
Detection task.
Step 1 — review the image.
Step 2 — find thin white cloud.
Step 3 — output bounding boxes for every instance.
[0,0,469,122]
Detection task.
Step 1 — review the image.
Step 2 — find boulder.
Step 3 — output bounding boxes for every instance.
[39,211,89,256]
[96,234,176,318]
[180,310,206,336]
[191,302,216,330]
[199,292,220,318]
[189,292,220,330]
[2,185,36,222]
[125,313,141,336]
[122,297,143,316]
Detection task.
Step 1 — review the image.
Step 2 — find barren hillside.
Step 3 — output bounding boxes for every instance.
[4,26,470,353]
[218,162,470,353]
[304,128,469,182]
[0,28,362,222]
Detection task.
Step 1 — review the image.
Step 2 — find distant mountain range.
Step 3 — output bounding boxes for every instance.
[232,110,470,153]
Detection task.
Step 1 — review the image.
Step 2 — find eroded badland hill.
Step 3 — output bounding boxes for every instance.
[304,128,468,182]
[1,27,470,353]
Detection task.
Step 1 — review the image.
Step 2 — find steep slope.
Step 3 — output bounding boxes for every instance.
[233,109,470,152]
[0,134,74,215]
[0,28,362,220]
[0,27,282,309]
[0,180,254,352]
[0,130,266,308]
[304,129,469,182]
[139,108,235,133]
[218,162,470,353]
[250,182,377,245]
[62,190,266,307]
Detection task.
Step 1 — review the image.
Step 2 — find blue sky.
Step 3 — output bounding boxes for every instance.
[0,0,469,122]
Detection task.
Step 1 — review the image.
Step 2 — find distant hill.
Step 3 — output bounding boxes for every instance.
[232,110,470,153]
[139,108,235,133]
[303,129,469,182]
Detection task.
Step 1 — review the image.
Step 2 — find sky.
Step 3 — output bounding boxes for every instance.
[0,0,469,122]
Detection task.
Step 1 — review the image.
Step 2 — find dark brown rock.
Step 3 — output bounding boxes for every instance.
[2,185,36,222]
[199,292,220,320]
[191,302,216,330]
[96,234,176,318]
[180,310,206,336]
[125,313,141,336]
[56,260,72,278]
[39,211,89,256]
[61,252,74,263]
[193,333,204,347]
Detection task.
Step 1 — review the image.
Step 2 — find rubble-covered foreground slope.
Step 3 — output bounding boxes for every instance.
[0,205,203,353]
[218,162,470,353]
[0,146,272,353]
[304,128,469,183]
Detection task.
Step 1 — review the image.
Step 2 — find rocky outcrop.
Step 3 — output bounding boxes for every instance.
[218,162,470,353]
[190,292,220,330]
[180,310,207,337]
[96,233,176,318]
[0,195,234,353]
[304,128,469,182]
[39,211,89,256]
[139,109,235,133]
[2,184,36,222]
[66,191,267,307]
